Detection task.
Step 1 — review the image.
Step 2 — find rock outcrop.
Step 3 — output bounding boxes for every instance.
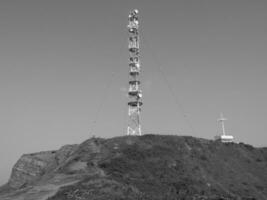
[7,144,78,189]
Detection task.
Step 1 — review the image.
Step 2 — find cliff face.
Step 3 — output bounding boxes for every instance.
[1,135,267,200]
[7,144,78,189]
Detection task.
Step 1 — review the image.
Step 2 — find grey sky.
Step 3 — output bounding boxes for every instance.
[1,0,267,184]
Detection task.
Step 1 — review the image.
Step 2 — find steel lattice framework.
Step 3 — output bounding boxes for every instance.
[127,9,142,136]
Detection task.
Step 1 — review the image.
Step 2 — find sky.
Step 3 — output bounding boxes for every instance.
[1,0,267,185]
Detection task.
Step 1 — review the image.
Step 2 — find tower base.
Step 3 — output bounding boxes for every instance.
[127,126,142,136]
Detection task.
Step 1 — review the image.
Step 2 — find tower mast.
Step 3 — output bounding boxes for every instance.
[127,9,142,136]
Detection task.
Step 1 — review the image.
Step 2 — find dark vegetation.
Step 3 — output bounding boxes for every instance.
[47,135,267,200]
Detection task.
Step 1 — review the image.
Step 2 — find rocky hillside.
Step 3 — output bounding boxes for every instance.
[0,135,267,200]
[7,144,78,189]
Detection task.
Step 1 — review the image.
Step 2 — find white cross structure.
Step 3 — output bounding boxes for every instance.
[216,113,234,143]
[218,113,227,136]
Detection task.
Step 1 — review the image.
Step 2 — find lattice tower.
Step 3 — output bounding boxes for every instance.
[127,9,142,135]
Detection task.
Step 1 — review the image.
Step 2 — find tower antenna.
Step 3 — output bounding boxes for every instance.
[127,9,142,136]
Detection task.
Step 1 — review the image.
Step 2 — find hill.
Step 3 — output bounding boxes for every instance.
[0,135,267,200]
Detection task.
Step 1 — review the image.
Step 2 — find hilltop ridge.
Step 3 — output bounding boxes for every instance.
[1,135,267,200]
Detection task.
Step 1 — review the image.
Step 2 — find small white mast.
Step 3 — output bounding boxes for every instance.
[217,112,227,136]
[216,113,234,143]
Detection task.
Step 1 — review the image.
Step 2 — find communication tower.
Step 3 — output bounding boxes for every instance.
[127,9,142,135]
